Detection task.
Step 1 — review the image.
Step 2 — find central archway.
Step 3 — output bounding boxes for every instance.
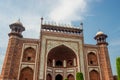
[47,45,77,67]
[55,74,63,80]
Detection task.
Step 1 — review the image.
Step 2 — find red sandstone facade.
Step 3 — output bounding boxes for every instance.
[0,18,114,80]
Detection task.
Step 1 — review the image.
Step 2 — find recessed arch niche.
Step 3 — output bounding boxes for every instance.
[87,52,98,66]
[19,67,34,80]
[89,70,100,80]
[46,74,52,80]
[67,74,75,80]
[22,47,36,62]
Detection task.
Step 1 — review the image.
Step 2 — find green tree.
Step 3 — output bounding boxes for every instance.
[64,78,68,80]
[116,57,120,80]
[76,72,84,80]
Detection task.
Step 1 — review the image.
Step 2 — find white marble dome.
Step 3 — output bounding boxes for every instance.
[14,19,23,26]
[96,31,104,36]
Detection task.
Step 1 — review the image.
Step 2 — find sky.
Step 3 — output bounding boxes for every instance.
[0,0,120,75]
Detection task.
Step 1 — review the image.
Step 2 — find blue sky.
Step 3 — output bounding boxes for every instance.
[0,0,120,75]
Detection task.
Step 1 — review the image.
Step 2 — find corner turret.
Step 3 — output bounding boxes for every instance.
[8,19,25,38]
[94,31,108,45]
[94,31,113,80]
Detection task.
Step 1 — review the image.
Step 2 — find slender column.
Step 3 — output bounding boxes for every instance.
[63,60,66,67]
[74,58,76,66]
[53,59,55,67]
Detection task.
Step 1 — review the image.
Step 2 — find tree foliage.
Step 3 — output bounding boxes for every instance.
[64,78,68,80]
[76,72,84,80]
[116,57,120,80]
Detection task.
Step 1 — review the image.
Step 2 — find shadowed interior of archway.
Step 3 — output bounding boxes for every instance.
[55,74,63,80]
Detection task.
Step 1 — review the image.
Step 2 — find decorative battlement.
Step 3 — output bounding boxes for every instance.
[41,18,83,35]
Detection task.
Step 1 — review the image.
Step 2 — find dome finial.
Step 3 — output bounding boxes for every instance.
[18,18,20,22]
[80,22,83,29]
[80,22,83,26]
[41,17,43,20]
[41,17,44,25]
[98,29,101,31]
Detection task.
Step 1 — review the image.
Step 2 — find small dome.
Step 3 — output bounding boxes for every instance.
[9,19,25,31]
[96,31,104,36]
[13,19,23,26]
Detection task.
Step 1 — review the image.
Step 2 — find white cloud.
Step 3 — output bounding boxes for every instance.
[0,0,90,38]
[49,0,87,23]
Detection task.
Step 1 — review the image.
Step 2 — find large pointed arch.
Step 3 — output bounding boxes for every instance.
[48,45,76,60]
[47,45,77,67]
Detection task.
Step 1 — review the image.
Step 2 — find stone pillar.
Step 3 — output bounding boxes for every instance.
[74,58,76,66]
[63,60,66,67]
[53,59,55,67]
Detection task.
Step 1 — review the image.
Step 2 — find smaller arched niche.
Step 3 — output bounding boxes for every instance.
[89,70,100,80]
[46,74,52,80]
[22,47,36,63]
[19,67,34,80]
[67,60,74,67]
[47,59,52,67]
[87,52,98,66]
[67,74,75,80]
[55,60,63,67]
